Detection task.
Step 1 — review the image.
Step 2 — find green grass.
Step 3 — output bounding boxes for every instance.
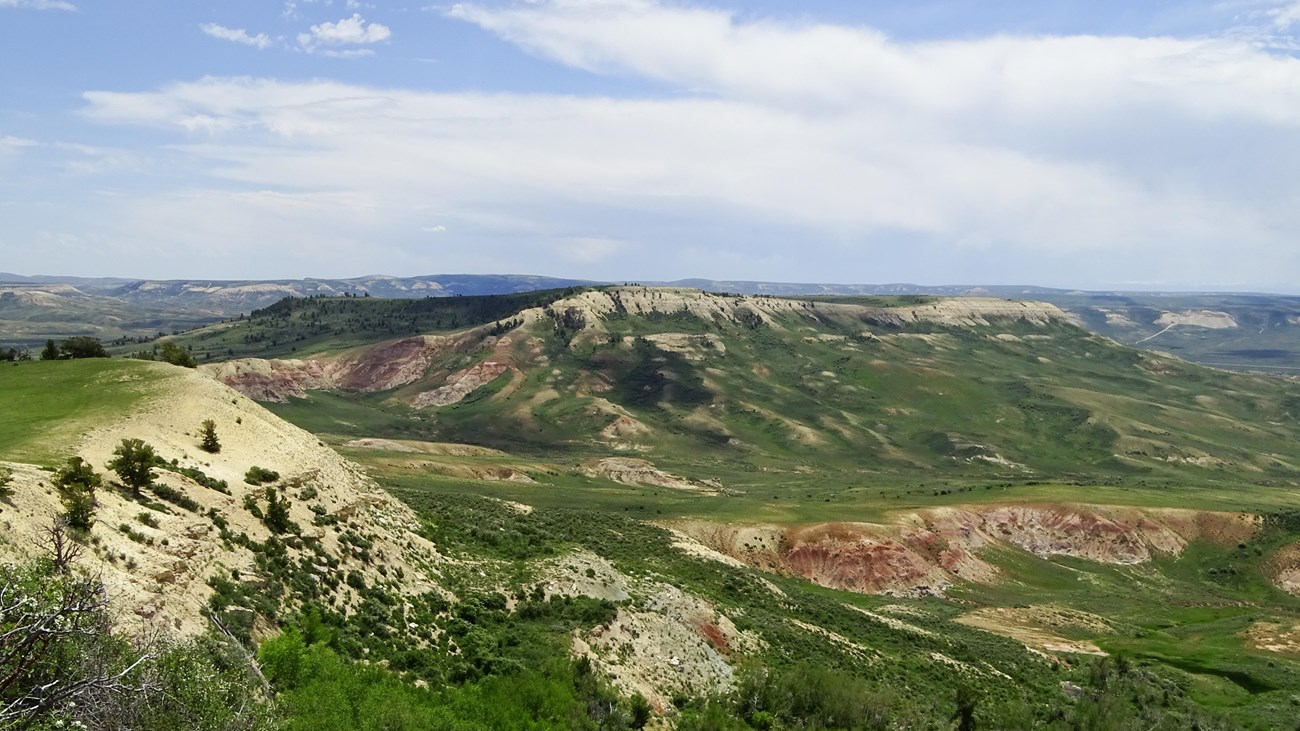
[0,359,164,462]
[263,391,438,441]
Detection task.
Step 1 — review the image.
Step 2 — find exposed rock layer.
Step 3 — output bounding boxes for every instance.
[678,505,1257,597]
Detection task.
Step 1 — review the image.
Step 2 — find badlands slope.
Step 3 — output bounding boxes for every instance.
[0,360,442,635]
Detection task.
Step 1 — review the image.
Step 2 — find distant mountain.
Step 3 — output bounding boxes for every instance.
[665,279,1072,297]
[78,273,597,312]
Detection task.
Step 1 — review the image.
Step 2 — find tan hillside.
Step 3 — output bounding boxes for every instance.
[0,362,444,637]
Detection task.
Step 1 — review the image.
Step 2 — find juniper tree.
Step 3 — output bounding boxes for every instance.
[107,438,156,497]
[159,341,197,368]
[54,456,101,530]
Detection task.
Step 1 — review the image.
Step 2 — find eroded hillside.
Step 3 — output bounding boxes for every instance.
[0,361,444,639]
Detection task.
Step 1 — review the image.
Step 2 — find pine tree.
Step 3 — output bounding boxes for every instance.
[262,487,293,534]
[199,419,221,453]
[40,339,59,361]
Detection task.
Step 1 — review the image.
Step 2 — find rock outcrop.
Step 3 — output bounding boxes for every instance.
[677,505,1257,597]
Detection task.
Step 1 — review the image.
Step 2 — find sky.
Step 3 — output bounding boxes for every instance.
[2,1,1300,291]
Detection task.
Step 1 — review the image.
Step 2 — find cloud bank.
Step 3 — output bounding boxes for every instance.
[15,0,1300,287]
[0,0,75,10]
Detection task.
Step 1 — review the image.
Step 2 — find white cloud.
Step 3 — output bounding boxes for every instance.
[57,1,1300,286]
[1268,1,1300,28]
[321,48,375,58]
[201,23,273,49]
[50,142,140,174]
[283,0,337,20]
[0,136,38,154]
[447,0,1300,125]
[0,0,76,10]
[297,13,391,53]
[421,224,447,233]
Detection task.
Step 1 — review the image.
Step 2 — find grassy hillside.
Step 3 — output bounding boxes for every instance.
[182,288,1300,496]
[0,359,165,462]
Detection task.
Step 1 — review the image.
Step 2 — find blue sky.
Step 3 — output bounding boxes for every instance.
[2,0,1300,291]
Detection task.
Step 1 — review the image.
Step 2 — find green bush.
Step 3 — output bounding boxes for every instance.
[245,466,281,485]
[151,482,200,512]
[57,336,109,359]
[263,487,295,534]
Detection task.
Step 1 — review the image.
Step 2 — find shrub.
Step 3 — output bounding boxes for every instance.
[170,464,230,493]
[0,467,12,500]
[245,466,280,485]
[151,482,200,512]
[263,487,295,535]
[0,560,275,730]
[242,494,264,519]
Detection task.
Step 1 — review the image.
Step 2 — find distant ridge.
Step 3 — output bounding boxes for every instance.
[2,272,1284,299]
[7,273,1300,373]
[667,279,1284,298]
